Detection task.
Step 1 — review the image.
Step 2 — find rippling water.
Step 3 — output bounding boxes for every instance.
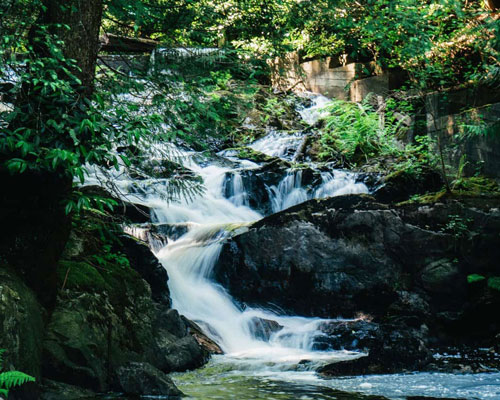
[173,357,500,400]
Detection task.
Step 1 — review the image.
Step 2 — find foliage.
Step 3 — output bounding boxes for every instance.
[0,350,35,397]
[442,214,472,239]
[317,98,405,165]
[467,273,486,284]
[488,277,500,292]
[285,0,499,91]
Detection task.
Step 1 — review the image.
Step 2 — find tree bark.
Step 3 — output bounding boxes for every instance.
[0,0,103,308]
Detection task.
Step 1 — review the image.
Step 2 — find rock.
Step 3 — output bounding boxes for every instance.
[40,380,96,400]
[114,362,183,397]
[182,317,224,354]
[214,194,500,347]
[248,317,283,341]
[0,267,44,380]
[42,225,208,393]
[120,234,171,306]
[318,326,431,375]
[238,158,292,214]
[79,185,151,223]
[214,195,409,318]
[372,167,443,203]
[420,259,464,295]
[313,319,380,351]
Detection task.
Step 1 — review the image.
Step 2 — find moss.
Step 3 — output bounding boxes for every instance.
[400,177,500,205]
[228,147,276,163]
[488,277,500,292]
[57,260,107,292]
[452,176,500,195]
[401,190,448,205]
[57,254,146,300]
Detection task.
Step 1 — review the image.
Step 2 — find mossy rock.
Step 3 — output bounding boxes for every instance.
[226,147,276,164]
[56,258,148,306]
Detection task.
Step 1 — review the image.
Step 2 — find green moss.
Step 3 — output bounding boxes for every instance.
[57,255,145,301]
[488,277,500,292]
[452,176,500,195]
[228,147,275,163]
[401,177,500,205]
[402,190,448,205]
[467,274,486,284]
[57,260,107,292]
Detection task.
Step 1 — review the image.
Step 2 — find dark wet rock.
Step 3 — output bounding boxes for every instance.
[420,259,464,295]
[120,234,171,306]
[182,317,224,354]
[214,194,500,352]
[151,223,190,242]
[40,380,96,400]
[427,346,500,374]
[41,223,209,393]
[248,317,284,341]
[237,158,291,214]
[319,326,432,375]
[138,158,195,181]
[372,167,443,203]
[313,319,380,351]
[0,267,45,380]
[79,185,151,223]
[114,362,183,397]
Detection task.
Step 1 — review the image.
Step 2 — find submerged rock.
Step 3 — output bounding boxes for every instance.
[318,325,431,375]
[313,319,380,351]
[114,362,183,397]
[39,380,96,400]
[248,317,284,341]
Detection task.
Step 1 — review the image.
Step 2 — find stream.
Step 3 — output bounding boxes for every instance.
[91,94,500,400]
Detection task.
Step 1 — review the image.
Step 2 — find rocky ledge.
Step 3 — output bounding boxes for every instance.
[0,210,218,399]
[214,194,500,373]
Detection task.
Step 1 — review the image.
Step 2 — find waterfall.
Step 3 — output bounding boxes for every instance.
[93,94,370,368]
[152,166,358,365]
[268,170,308,213]
[223,172,249,207]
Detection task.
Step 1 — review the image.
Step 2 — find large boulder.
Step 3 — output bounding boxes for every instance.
[214,194,500,345]
[114,362,183,397]
[0,267,44,380]
[318,325,432,375]
[41,224,209,394]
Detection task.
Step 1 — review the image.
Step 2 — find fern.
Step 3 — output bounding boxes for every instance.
[0,371,35,391]
[0,350,35,397]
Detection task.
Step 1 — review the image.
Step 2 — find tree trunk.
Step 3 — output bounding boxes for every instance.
[0,0,103,308]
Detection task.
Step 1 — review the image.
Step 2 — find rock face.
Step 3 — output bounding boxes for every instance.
[41,231,209,393]
[214,194,500,371]
[0,268,44,379]
[114,362,183,397]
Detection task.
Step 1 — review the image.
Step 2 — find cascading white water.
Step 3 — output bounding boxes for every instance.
[138,94,370,366]
[152,162,360,365]
[85,93,500,399]
[268,170,309,213]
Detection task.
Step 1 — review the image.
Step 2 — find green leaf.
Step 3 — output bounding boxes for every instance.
[467,274,486,284]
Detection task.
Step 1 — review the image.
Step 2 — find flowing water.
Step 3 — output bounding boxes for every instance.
[95,94,500,399]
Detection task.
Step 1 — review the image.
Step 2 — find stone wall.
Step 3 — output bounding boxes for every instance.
[270,53,405,101]
[426,86,500,180]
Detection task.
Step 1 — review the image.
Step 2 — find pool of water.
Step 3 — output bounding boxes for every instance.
[172,357,500,400]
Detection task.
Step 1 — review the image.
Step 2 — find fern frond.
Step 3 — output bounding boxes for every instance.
[0,371,35,391]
